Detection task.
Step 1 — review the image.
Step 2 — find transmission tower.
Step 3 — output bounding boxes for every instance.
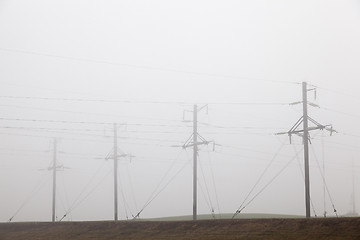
[182,104,211,220]
[284,82,334,218]
[40,138,69,222]
[108,123,133,221]
[52,138,57,222]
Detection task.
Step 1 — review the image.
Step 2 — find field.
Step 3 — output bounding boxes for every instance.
[1,217,360,240]
[150,213,302,221]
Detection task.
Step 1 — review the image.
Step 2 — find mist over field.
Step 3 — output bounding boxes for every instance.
[0,0,359,222]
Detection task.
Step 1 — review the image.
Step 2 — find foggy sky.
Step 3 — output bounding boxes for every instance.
[0,0,360,222]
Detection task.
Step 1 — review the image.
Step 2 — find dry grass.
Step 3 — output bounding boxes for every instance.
[1,217,360,240]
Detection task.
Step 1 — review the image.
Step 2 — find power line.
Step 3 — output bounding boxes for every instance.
[0,95,291,106]
[320,106,360,119]
[206,146,221,218]
[312,138,360,151]
[0,131,182,148]
[198,154,216,217]
[315,85,360,101]
[60,166,112,221]
[233,147,303,217]
[0,126,104,132]
[8,172,51,222]
[0,131,55,139]
[0,104,188,123]
[233,140,287,218]
[0,117,192,128]
[0,117,113,125]
[201,123,287,130]
[0,147,50,153]
[0,47,300,85]
[339,132,360,138]
[310,144,338,217]
[0,131,116,143]
[0,95,191,105]
[133,149,188,219]
[0,126,108,138]
[0,124,280,137]
[218,144,293,157]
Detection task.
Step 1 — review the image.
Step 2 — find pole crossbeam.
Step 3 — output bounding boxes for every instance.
[182,132,211,149]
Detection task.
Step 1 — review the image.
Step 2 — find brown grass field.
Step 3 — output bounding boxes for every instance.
[1,217,360,240]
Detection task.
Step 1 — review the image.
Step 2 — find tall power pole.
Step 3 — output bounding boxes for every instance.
[352,161,357,215]
[182,104,210,220]
[285,81,333,218]
[302,82,311,218]
[193,104,198,220]
[52,138,57,222]
[105,123,131,221]
[45,138,68,222]
[114,123,118,221]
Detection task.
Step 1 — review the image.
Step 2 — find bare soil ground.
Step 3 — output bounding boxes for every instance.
[1,217,360,240]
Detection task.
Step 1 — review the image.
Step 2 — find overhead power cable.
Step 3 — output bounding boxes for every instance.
[200,123,287,130]
[0,104,188,123]
[0,119,203,133]
[117,171,134,220]
[8,172,51,222]
[0,125,190,132]
[315,85,360,101]
[0,95,190,105]
[0,126,104,133]
[0,47,300,85]
[198,154,216,217]
[339,132,360,138]
[0,126,108,138]
[0,117,113,125]
[206,146,221,218]
[0,117,193,127]
[310,144,338,217]
[0,95,290,106]
[233,146,303,218]
[133,150,188,219]
[126,164,139,215]
[197,178,215,219]
[59,171,72,221]
[60,163,111,221]
[0,131,115,143]
[232,140,287,218]
[320,106,360,119]
[0,123,280,137]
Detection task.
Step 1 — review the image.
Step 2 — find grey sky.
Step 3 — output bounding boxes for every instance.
[0,0,360,221]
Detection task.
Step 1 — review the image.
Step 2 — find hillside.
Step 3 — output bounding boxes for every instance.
[1,217,360,240]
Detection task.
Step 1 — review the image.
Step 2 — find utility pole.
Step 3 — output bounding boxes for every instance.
[182,104,210,220]
[193,104,198,220]
[52,138,57,222]
[283,81,333,218]
[352,161,356,215]
[302,82,311,218]
[39,139,69,222]
[114,123,118,221]
[322,133,326,217]
[104,123,131,221]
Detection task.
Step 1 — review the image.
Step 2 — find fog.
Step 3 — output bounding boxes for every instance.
[0,0,360,222]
